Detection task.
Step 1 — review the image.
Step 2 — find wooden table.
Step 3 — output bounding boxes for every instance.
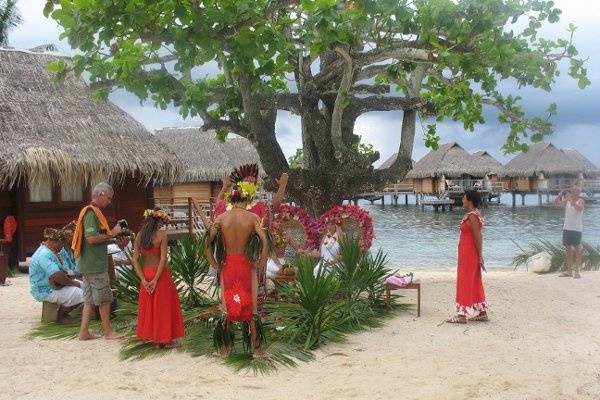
[385,281,421,317]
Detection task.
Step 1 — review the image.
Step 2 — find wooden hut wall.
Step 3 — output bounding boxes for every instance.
[172,183,212,203]
[153,186,174,202]
[422,178,435,193]
[16,176,153,260]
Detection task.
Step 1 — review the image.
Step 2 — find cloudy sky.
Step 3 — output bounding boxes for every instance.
[7,0,600,166]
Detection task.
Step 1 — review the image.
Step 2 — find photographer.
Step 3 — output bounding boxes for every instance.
[71,182,123,340]
[554,183,586,279]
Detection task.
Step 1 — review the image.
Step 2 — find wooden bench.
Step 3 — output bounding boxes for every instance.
[385,281,421,317]
[41,301,59,323]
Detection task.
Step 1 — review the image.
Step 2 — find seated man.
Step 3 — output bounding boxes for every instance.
[29,228,83,323]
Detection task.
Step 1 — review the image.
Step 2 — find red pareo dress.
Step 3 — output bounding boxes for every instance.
[455,210,488,317]
[212,199,269,312]
[136,247,185,344]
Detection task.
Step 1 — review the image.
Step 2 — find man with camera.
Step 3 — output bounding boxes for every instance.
[72,182,126,340]
[554,183,586,279]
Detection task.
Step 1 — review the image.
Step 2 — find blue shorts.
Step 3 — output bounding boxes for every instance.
[562,230,582,247]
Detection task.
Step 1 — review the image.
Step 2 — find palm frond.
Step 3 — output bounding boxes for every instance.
[513,239,600,272]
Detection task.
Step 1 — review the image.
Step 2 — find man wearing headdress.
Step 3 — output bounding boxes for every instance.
[204,164,269,357]
[211,168,288,310]
[29,228,83,323]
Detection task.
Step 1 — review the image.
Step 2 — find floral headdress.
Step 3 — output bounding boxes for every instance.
[143,209,171,223]
[225,163,260,207]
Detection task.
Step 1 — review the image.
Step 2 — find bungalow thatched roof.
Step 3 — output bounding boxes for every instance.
[471,151,504,176]
[405,143,482,179]
[155,127,262,183]
[377,153,414,170]
[501,143,600,178]
[0,48,180,188]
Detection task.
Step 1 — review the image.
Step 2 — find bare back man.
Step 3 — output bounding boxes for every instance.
[205,181,268,357]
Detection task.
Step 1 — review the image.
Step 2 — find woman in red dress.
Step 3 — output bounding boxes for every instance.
[132,208,184,346]
[447,190,489,324]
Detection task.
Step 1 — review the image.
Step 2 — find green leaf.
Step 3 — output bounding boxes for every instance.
[215,129,228,143]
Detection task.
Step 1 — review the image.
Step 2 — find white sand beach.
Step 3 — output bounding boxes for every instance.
[1,270,600,400]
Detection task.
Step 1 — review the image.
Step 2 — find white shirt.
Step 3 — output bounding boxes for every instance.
[107,242,132,262]
[564,199,584,232]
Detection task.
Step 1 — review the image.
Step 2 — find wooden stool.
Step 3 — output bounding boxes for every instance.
[41,301,59,323]
[385,281,421,317]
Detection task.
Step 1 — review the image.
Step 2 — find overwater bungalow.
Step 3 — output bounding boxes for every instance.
[407,143,500,197]
[500,142,600,205]
[153,127,262,207]
[0,47,179,262]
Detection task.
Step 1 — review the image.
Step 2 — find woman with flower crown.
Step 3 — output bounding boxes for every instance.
[132,208,184,346]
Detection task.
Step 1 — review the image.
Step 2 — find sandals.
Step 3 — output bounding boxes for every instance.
[468,314,489,322]
[559,271,573,277]
[445,315,467,324]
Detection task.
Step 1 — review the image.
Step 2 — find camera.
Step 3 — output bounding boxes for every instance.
[116,219,133,237]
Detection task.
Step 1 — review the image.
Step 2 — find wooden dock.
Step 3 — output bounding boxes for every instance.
[419,198,455,212]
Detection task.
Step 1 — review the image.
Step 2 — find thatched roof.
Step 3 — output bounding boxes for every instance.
[0,48,180,188]
[377,153,414,170]
[405,143,482,179]
[155,127,262,183]
[471,151,503,176]
[501,143,600,178]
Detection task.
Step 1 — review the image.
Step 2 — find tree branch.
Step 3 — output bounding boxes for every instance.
[355,43,432,66]
[352,95,431,114]
[330,47,354,160]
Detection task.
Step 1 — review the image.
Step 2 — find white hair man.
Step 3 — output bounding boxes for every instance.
[71,182,123,340]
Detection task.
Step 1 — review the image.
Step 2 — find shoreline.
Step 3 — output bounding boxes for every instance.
[2,270,600,400]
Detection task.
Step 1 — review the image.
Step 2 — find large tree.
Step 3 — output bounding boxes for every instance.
[45,0,588,214]
[0,0,21,46]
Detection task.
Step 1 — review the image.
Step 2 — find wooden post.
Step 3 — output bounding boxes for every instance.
[521,193,526,206]
[405,194,409,205]
[546,192,550,204]
[512,192,516,208]
[538,192,542,206]
[187,197,194,235]
[393,195,398,206]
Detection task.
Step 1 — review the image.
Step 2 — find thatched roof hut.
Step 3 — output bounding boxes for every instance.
[155,127,262,183]
[471,151,503,176]
[405,143,478,179]
[501,143,600,178]
[0,48,180,188]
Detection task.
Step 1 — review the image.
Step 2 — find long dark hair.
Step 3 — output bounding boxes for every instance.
[464,190,482,208]
[138,207,163,249]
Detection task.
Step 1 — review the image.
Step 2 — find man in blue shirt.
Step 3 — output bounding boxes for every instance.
[29,228,83,322]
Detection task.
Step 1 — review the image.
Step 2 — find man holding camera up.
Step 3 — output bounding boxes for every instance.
[554,183,586,279]
[72,182,126,340]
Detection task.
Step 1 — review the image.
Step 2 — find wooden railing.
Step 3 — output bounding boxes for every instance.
[153,197,212,235]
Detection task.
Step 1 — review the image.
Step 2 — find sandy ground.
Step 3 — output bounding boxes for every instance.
[1,270,600,400]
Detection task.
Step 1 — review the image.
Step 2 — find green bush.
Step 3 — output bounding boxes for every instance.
[169,233,212,308]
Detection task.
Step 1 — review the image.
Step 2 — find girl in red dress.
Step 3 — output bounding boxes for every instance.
[447,190,489,324]
[132,208,184,346]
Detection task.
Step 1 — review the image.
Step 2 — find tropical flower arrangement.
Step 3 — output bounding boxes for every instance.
[273,204,320,250]
[319,205,374,251]
[143,209,171,223]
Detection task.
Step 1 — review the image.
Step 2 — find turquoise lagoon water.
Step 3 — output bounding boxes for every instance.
[360,194,600,270]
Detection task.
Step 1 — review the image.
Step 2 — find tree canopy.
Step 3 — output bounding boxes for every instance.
[45,0,589,213]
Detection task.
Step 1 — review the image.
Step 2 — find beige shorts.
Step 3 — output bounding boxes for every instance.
[82,272,113,305]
